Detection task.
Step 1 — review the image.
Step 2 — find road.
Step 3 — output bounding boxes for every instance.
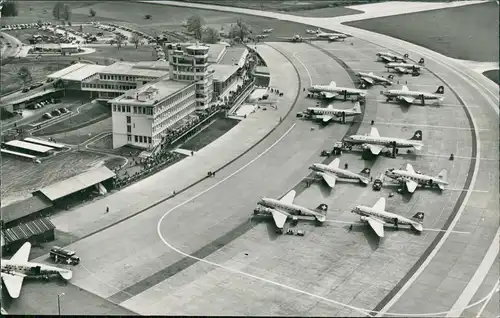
[0,31,22,58]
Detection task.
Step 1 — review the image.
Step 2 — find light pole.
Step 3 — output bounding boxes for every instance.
[57,292,65,316]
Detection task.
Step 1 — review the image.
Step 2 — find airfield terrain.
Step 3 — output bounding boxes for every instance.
[2,1,498,317]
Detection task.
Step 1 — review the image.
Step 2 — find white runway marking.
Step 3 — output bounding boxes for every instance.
[360,121,489,132]
[422,228,471,235]
[292,52,313,86]
[444,188,489,193]
[475,279,500,318]
[420,153,499,161]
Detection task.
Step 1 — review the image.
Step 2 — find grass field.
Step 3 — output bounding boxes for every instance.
[345,2,499,62]
[34,101,111,136]
[0,150,108,201]
[87,45,157,62]
[89,133,113,149]
[182,116,239,151]
[0,62,68,94]
[41,117,112,145]
[71,1,341,40]
[483,70,499,85]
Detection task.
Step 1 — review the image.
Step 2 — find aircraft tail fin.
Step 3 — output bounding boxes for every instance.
[387,74,394,80]
[411,212,425,223]
[315,204,328,215]
[359,167,371,177]
[359,168,371,185]
[418,58,425,65]
[435,85,445,94]
[409,130,423,141]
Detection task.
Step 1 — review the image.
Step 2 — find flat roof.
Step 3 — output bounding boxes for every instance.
[207,44,227,63]
[24,137,65,149]
[6,140,53,153]
[60,64,105,82]
[47,63,90,79]
[219,47,248,67]
[1,196,54,224]
[209,64,239,82]
[133,61,170,71]
[37,166,116,201]
[100,62,168,78]
[0,148,36,159]
[255,66,269,75]
[111,79,192,106]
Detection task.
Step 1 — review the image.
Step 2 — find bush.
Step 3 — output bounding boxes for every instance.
[1,0,18,17]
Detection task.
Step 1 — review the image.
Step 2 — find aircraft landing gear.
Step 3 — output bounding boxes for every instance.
[393,217,399,228]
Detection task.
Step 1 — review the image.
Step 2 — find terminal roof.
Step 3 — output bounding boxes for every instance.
[111,79,193,106]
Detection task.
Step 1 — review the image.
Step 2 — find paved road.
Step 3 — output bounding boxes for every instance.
[0,31,22,58]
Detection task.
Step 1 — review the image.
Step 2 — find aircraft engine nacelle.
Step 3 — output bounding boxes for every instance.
[360,216,368,221]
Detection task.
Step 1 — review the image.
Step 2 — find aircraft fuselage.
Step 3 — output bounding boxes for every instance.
[357,73,392,85]
[346,135,422,149]
[352,206,416,226]
[258,198,319,218]
[384,90,441,101]
[306,107,360,117]
[308,85,366,97]
[385,170,448,188]
[1,260,72,280]
[310,164,365,181]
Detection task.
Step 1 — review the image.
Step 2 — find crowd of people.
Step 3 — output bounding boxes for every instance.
[112,151,183,189]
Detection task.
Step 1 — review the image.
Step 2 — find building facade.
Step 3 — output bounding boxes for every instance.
[110,79,196,149]
[81,62,169,100]
[166,44,214,110]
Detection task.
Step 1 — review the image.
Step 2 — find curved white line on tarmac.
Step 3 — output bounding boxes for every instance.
[475,279,500,318]
[292,52,313,86]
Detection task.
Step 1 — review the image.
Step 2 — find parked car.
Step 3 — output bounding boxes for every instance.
[21,87,30,93]
[51,109,61,116]
[42,113,52,119]
[59,107,69,113]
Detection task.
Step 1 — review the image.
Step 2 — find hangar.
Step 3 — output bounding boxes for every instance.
[1,218,56,254]
[47,62,106,91]
[1,195,54,228]
[32,166,116,206]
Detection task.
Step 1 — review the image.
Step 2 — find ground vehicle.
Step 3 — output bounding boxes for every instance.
[21,87,30,93]
[42,113,52,119]
[373,174,383,191]
[29,82,43,90]
[51,109,61,116]
[50,246,80,265]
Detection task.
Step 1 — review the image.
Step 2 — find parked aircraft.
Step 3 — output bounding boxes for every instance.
[385,59,425,74]
[278,34,317,42]
[344,127,423,155]
[310,158,371,188]
[315,28,348,40]
[376,52,409,63]
[382,85,445,105]
[1,242,73,299]
[352,197,425,237]
[262,28,274,33]
[308,81,368,99]
[384,163,448,193]
[302,102,362,123]
[254,190,328,231]
[357,72,394,87]
[306,28,320,34]
[255,34,268,39]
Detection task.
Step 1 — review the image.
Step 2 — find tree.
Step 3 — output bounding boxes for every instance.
[18,66,32,84]
[229,19,252,42]
[130,33,142,49]
[187,15,204,41]
[89,8,96,17]
[114,34,124,49]
[62,4,71,22]
[52,2,64,20]
[203,27,220,44]
[1,0,18,17]
[144,14,152,20]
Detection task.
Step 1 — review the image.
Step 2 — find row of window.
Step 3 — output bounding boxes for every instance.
[113,104,153,116]
[154,95,194,121]
[152,102,195,135]
[153,90,194,114]
[99,91,122,98]
[100,74,152,82]
[126,134,152,144]
[83,82,137,91]
[173,66,207,73]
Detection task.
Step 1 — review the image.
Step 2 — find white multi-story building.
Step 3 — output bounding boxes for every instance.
[166,43,214,110]
[81,61,170,100]
[109,78,196,149]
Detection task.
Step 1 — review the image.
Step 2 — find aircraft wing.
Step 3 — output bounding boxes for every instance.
[367,217,385,237]
[10,242,31,263]
[322,174,337,188]
[406,180,418,193]
[323,92,338,99]
[380,56,392,63]
[271,210,288,229]
[368,144,383,155]
[320,115,332,123]
[1,273,24,299]
[401,96,416,104]
[361,77,374,85]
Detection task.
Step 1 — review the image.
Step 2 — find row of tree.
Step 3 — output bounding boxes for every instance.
[186,15,252,44]
[1,0,18,17]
